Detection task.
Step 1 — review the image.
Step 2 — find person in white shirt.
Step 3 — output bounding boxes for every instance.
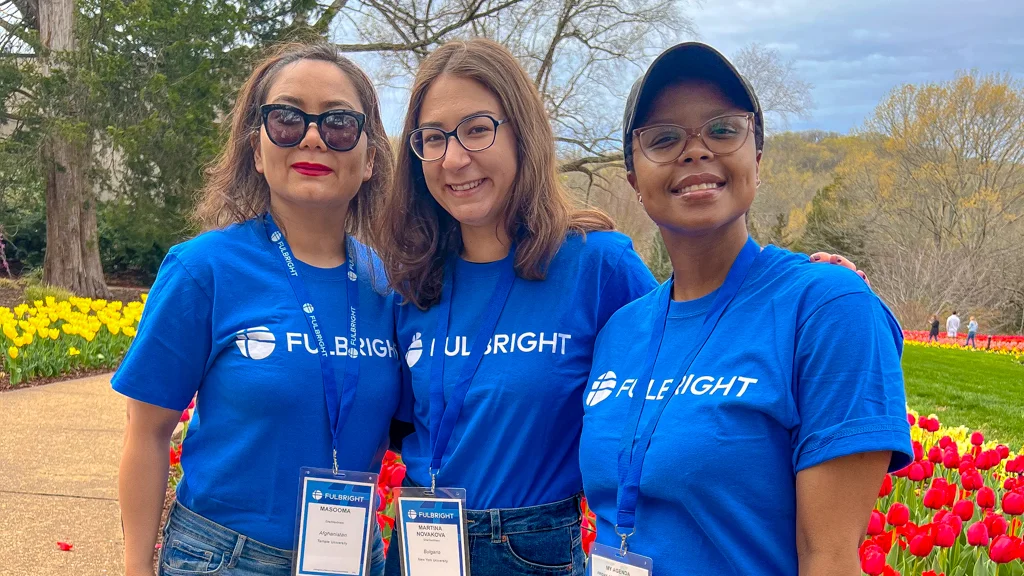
[946,311,961,340]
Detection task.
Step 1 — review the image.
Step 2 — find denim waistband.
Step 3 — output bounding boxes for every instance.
[166,500,294,564]
[465,494,582,537]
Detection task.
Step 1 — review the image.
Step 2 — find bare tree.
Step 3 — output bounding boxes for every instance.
[732,43,813,132]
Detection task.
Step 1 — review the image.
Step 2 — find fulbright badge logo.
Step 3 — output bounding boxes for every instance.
[302,303,314,314]
[407,509,417,521]
[312,490,323,501]
[270,231,282,242]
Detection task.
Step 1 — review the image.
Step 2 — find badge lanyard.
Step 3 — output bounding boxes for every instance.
[613,237,761,553]
[264,213,360,473]
[427,245,517,492]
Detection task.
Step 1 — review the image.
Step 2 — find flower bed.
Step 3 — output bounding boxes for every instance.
[904,330,1024,361]
[1,296,145,386]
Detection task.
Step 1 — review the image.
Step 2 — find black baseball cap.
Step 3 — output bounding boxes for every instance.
[622,42,764,172]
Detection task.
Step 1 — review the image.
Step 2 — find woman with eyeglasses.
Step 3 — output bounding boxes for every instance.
[579,43,913,576]
[115,43,402,576]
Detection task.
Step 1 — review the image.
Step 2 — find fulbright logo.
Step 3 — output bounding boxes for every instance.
[407,509,417,521]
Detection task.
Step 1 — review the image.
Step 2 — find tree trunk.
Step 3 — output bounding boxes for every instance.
[38,0,110,298]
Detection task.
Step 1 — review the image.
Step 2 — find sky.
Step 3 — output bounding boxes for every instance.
[690,0,1024,133]
[355,0,1023,136]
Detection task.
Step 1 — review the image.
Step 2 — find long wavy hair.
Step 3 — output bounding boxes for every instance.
[193,42,393,238]
[372,38,613,310]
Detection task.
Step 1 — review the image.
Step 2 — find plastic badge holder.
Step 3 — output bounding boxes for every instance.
[589,543,653,576]
[393,486,470,576]
[293,467,379,576]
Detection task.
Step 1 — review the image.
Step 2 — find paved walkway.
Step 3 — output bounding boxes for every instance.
[0,374,125,576]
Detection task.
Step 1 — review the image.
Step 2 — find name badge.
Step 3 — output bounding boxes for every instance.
[394,487,468,576]
[589,543,653,576]
[294,468,377,576]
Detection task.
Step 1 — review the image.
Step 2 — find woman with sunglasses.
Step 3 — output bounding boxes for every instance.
[579,43,913,575]
[115,43,402,576]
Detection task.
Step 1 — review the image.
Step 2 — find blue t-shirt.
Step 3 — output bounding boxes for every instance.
[396,231,657,510]
[112,219,404,549]
[580,245,913,576]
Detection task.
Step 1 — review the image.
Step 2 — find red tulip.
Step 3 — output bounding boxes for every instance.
[960,454,976,470]
[883,566,900,576]
[887,503,910,527]
[967,521,990,546]
[942,450,960,469]
[939,436,952,449]
[390,465,407,488]
[924,488,946,510]
[913,441,924,462]
[962,469,984,491]
[971,431,984,446]
[1005,478,1019,492]
[953,499,975,521]
[179,410,190,423]
[879,474,893,497]
[978,486,997,509]
[986,514,1009,537]
[860,544,886,576]
[868,510,886,535]
[928,446,943,464]
[169,445,182,466]
[921,572,943,576]
[908,463,926,482]
[187,398,196,410]
[1003,492,1024,516]
[907,413,916,426]
[996,445,1010,459]
[988,535,1020,563]
[921,460,935,479]
[908,533,935,557]
[935,523,957,547]
[925,418,940,432]
[56,542,73,552]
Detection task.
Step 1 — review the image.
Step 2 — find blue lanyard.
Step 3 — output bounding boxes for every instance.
[613,237,761,552]
[428,246,517,491]
[264,213,360,474]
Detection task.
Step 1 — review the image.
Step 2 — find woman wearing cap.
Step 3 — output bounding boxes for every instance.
[373,39,864,575]
[115,43,402,576]
[579,42,913,575]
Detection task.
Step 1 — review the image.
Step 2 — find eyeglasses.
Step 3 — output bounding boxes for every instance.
[409,114,508,162]
[260,104,366,152]
[633,113,754,164]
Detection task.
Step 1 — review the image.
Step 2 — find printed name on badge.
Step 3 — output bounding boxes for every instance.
[397,496,467,576]
[296,475,375,576]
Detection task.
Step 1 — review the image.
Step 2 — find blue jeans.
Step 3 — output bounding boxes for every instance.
[384,494,584,576]
[160,500,385,576]
[967,332,977,347]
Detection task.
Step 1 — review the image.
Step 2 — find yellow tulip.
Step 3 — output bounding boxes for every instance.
[91,300,108,311]
[3,324,17,340]
[107,324,120,336]
[84,331,95,343]
[45,296,56,306]
[140,293,148,303]
[49,329,59,340]
[23,333,33,345]
[14,304,28,317]
[68,347,80,356]
[8,346,17,359]
[33,300,43,308]
[123,326,137,338]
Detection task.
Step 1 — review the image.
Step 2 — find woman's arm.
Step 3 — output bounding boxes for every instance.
[119,399,183,576]
[795,451,891,576]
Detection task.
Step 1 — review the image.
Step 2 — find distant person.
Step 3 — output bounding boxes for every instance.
[947,310,961,341]
[967,316,979,348]
[929,315,940,342]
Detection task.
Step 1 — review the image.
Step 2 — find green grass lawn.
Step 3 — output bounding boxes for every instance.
[903,345,1024,449]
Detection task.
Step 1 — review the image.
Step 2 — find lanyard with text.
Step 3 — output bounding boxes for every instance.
[264,213,359,473]
[428,245,517,491]
[613,236,761,552]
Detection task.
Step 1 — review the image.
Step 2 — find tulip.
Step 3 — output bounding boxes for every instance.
[986,514,1009,538]
[913,441,924,462]
[967,521,990,546]
[893,465,910,478]
[925,418,941,432]
[935,523,957,548]
[928,446,942,464]
[939,436,952,449]
[887,503,910,527]
[878,474,893,498]
[1003,492,1024,516]
[971,431,984,446]
[1005,478,1018,492]
[908,533,935,557]
[996,445,1010,459]
[907,413,916,426]
[908,463,926,482]
[961,469,984,491]
[860,544,886,576]
[953,499,975,521]
[867,510,886,535]
[942,450,960,469]
[924,488,946,510]
[978,486,997,509]
[988,535,1020,564]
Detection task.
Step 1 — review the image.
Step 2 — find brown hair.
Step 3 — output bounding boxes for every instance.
[193,42,393,238]
[372,38,613,310]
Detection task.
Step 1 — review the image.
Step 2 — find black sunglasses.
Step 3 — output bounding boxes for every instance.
[260,104,366,152]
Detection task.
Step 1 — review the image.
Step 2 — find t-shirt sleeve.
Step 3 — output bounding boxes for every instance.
[596,243,658,331]
[111,253,214,411]
[393,302,414,423]
[792,291,913,473]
